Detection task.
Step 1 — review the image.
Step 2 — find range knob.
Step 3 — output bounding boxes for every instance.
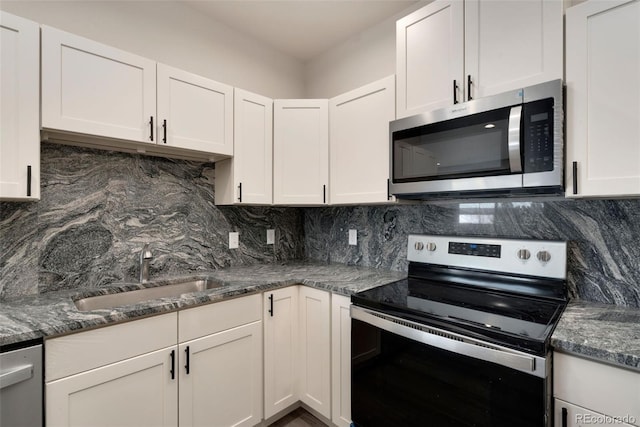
[537,250,551,263]
[426,242,437,252]
[517,249,531,260]
[414,241,425,251]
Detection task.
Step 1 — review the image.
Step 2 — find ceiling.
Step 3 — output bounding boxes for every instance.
[182,0,419,61]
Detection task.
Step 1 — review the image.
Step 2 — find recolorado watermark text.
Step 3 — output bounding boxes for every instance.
[576,414,637,424]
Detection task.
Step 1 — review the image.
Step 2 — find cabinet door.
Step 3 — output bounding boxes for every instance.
[330,76,396,205]
[46,347,178,427]
[0,12,39,201]
[298,287,331,419]
[566,0,640,197]
[41,26,156,144]
[331,294,352,427]
[554,352,640,425]
[464,0,563,100]
[554,399,636,427]
[273,99,328,205]
[179,321,263,427]
[396,0,464,118]
[264,286,299,419]
[215,89,273,205]
[157,64,233,156]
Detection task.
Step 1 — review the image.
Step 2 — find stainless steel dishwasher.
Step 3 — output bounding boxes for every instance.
[0,342,43,427]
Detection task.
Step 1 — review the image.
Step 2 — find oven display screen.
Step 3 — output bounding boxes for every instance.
[449,242,501,258]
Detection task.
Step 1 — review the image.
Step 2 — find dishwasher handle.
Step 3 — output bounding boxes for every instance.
[0,364,34,390]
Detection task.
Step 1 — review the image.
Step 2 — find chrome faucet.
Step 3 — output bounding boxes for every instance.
[139,244,153,283]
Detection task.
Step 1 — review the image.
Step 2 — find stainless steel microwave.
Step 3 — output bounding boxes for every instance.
[389,79,564,199]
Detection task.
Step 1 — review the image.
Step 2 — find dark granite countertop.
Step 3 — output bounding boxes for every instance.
[0,261,406,347]
[3,263,639,372]
[551,299,640,371]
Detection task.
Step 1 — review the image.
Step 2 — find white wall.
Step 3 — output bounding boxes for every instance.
[0,1,305,99]
[304,1,429,98]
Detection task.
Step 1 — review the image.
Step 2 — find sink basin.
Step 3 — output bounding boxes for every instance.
[74,278,224,312]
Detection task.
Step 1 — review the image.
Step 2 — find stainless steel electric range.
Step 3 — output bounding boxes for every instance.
[351,235,568,427]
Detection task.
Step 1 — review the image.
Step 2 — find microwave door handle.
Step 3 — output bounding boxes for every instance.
[508,105,523,173]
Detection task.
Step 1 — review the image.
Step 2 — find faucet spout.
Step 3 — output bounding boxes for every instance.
[139,244,153,283]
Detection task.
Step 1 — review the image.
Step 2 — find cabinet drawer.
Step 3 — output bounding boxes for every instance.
[178,294,262,342]
[46,312,177,381]
[554,352,640,424]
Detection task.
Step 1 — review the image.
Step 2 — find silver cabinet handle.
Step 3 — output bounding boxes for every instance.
[508,105,523,173]
[0,364,33,390]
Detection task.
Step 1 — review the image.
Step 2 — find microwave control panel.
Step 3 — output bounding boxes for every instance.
[523,98,555,173]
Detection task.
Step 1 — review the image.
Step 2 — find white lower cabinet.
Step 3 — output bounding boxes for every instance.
[46,295,263,427]
[553,352,640,427]
[263,286,299,419]
[45,313,179,427]
[554,399,636,427]
[178,322,263,427]
[298,287,331,419]
[331,294,352,427]
[178,294,263,427]
[264,286,352,425]
[46,347,178,427]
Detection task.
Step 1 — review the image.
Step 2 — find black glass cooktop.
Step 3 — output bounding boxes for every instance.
[352,263,567,356]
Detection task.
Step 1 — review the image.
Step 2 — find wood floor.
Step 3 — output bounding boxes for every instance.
[268,408,328,427]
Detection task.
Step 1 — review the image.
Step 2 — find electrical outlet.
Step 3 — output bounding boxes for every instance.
[349,229,357,246]
[267,229,275,245]
[229,232,239,249]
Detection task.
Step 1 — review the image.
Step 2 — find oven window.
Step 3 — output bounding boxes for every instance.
[392,106,514,183]
[351,319,546,427]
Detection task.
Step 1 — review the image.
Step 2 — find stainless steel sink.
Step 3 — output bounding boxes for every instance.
[74,278,224,312]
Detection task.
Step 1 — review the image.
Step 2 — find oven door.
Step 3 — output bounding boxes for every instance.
[351,306,550,427]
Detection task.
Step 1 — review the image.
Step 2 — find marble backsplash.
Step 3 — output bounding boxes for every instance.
[0,143,304,301]
[304,199,640,308]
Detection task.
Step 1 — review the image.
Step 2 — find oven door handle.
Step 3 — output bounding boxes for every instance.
[351,306,545,378]
[508,105,523,174]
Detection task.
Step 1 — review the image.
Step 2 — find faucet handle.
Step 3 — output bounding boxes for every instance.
[141,244,153,260]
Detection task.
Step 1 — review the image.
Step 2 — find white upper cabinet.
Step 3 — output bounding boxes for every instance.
[157,64,233,155]
[0,12,40,201]
[216,89,273,205]
[41,26,157,144]
[464,0,563,100]
[41,26,232,160]
[329,76,396,205]
[273,99,329,205]
[566,0,640,198]
[396,0,563,118]
[396,0,464,118]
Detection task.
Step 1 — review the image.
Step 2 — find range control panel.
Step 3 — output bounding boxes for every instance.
[408,235,567,279]
[448,242,501,258]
